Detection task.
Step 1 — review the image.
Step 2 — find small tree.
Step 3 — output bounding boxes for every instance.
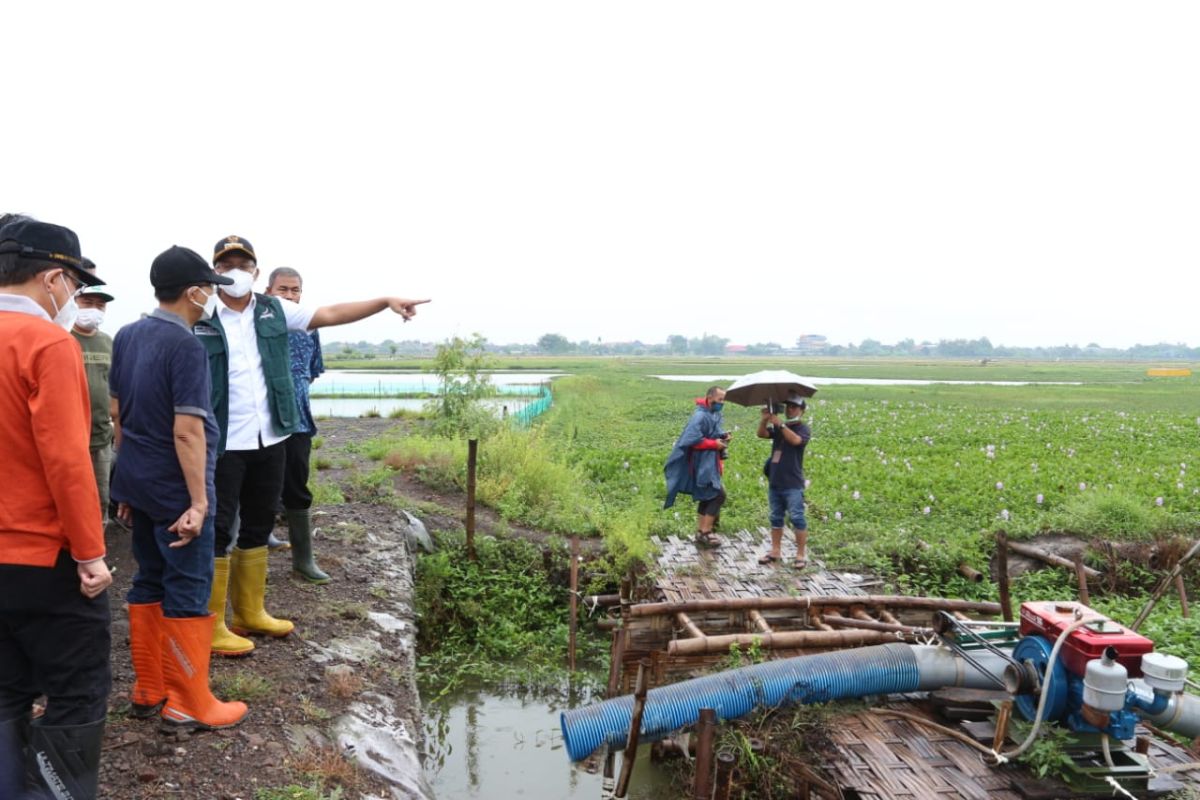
[428,334,496,438]
[537,333,572,354]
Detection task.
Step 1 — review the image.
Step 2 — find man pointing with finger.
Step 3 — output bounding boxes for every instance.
[201,235,429,656]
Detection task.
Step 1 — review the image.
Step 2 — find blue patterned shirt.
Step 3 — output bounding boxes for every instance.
[288,329,325,434]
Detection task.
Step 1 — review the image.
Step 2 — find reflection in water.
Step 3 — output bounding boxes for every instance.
[421,682,671,800]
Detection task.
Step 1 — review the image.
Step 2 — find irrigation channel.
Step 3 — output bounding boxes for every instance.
[311,370,561,420]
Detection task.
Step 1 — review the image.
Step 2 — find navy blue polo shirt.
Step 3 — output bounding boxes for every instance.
[110,309,218,521]
[767,421,811,490]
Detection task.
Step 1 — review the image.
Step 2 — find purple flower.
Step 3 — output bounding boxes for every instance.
[995,482,1004,490]
[1079,482,1087,491]
[1156,497,1164,507]
[834,511,842,521]
[1036,493,1044,504]
[922,506,931,515]
[1000,509,1010,521]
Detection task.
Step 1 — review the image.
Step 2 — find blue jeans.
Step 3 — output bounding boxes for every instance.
[127,508,215,618]
[768,487,807,530]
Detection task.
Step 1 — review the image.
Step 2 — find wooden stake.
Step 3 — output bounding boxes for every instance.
[465,439,478,562]
[996,530,1013,623]
[993,700,1013,753]
[615,659,651,798]
[1177,574,1190,619]
[1074,554,1090,606]
[568,536,579,672]
[693,708,716,800]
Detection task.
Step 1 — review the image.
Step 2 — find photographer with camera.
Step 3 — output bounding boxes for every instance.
[663,386,730,549]
[756,394,812,568]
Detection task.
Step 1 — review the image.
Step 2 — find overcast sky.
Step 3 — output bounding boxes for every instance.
[4,2,1197,349]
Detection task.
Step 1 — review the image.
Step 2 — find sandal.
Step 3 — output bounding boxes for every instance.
[757,553,782,565]
[694,532,723,549]
[793,557,809,570]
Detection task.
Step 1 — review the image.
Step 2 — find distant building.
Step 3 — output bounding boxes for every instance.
[725,344,748,354]
[794,334,828,354]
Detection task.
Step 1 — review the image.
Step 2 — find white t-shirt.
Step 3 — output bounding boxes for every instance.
[217,294,316,451]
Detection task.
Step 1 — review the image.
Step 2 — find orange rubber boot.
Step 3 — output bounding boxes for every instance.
[160,615,249,731]
[128,602,167,718]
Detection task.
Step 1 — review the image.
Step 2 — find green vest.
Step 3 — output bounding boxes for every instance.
[194,293,300,454]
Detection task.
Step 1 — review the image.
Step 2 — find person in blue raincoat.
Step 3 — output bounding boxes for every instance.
[663,386,730,548]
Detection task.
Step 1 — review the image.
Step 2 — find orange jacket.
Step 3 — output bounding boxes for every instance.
[0,309,105,567]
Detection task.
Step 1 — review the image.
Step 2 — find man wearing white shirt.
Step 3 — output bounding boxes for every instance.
[198,235,428,656]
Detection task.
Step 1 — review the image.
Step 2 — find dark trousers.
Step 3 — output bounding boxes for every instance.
[127,509,216,617]
[281,432,314,511]
[0,552,111,724]
[697,488,726,517]
[214,441,287,554]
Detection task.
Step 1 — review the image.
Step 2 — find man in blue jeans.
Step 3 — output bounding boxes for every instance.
[110,246,247,732]
[756,393,812,568]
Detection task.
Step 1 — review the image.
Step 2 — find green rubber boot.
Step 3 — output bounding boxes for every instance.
[286,509,331,585]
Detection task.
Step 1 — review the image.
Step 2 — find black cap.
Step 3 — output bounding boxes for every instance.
[213,235,255,264]
[151,246,236,290]
[0,218,104,287]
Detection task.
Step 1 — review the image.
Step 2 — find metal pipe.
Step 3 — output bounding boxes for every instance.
[693,708,716,800]
[713,752,734,800]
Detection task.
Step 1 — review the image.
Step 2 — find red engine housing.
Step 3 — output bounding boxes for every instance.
[1018,601,1154,678]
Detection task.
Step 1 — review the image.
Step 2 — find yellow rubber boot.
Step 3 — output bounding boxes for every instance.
[229,546,294,638]
[209,556,254,657]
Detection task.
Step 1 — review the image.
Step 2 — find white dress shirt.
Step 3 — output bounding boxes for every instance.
[218,294,315,451]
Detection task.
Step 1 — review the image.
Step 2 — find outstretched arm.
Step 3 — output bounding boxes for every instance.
[309,297,430,330]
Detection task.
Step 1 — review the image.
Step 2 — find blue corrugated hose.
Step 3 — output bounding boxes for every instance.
[561,642,921,762]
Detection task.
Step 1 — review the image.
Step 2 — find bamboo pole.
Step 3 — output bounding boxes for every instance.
[993,700,1013,753]
[713,752,734,800]
[465,439,478,562]
[996,531,1013,623]
[668,628,901,656]
[676,612,705,639]
[630,594,1001,618]
[957,562,984,582]
[1006,539,1101,578]
[1133,539,1200,630]
[615,659,651,798]
[1177,575,1190,619]
[810,613,834,632]
[693,708,716,800]
[822,613,926,636]
[569,536,579,672]
[1074,554,1090,606]
[877,608,901,625]
[748,610,772,633]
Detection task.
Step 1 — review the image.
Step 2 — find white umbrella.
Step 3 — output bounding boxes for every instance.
[724,370,818,407]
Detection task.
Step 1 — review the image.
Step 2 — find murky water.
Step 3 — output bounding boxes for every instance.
[422,684,674,799]
[312,370,563,418]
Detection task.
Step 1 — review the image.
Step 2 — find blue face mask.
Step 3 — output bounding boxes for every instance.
[710,402,724,412]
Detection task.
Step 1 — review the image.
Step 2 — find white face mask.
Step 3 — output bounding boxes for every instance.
[47,274,79,331]
[75,308,105,331]
[221,269,255,298]
[190,286,219,320]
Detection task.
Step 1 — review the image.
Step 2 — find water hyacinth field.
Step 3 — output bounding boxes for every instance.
[518,358,1200,597]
